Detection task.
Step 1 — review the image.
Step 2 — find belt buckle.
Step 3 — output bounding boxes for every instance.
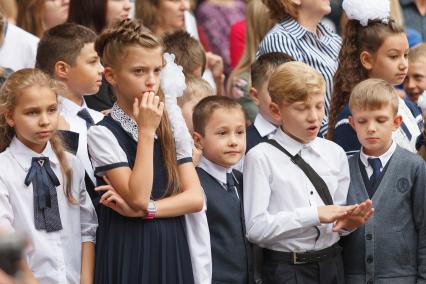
[293,252,307,265]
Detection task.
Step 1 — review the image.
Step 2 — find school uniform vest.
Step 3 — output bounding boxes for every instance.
[95,115,167,199]
[246,124,267,153]
[196,168,252,284]
[341,146,426,284]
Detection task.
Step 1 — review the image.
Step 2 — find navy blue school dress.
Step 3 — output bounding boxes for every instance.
[87,104,194,284]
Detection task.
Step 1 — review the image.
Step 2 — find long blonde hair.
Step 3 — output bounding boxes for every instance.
[96,19,181,197]
[227,0,274,95]
[0,68,75,203]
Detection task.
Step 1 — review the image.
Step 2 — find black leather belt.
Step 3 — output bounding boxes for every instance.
[263,244,342,265]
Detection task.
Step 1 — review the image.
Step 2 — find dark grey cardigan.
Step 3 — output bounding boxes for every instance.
[342,146,426,284]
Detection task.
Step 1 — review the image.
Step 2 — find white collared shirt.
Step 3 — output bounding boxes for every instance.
[0,137,98,284]
[360,141,397,178]
[198,156,240,199]
[243,128,350,252]
[60,97,104,184]
[254,113,277,138]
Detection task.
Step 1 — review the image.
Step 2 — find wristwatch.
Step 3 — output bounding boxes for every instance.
[143,199,156,220]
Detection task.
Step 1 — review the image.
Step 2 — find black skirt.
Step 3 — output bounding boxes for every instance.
[94,207,194,284]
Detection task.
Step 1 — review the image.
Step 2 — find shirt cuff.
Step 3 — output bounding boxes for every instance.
[295,206,321,227]
[338,227,355,236]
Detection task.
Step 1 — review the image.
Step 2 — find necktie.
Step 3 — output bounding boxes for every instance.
[77,108,94,128]
[368,157,382,188]
[400,122,412,140]
[25,157,62,232]
[226,172,239,200]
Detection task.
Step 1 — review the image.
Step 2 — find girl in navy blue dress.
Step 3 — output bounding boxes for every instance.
[87,19,204,283]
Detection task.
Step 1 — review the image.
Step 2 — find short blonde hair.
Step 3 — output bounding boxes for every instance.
[408,43,426,66]
[349,79,399,115]
[268,61,325,105]
[178,76,213,107]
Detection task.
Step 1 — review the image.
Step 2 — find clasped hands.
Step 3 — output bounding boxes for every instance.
[317,199,374,232]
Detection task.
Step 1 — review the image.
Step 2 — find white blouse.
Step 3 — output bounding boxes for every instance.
[59,96,104,185]
[0,137,98,284]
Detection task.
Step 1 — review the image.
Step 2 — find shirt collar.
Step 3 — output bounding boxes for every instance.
[317,21,334,45]
[254,114,277,138]
[9,136,59,172]
[280,16,307,39]
[272,127,322,156]
[280,16,334,43]
[360,141,397,169]
[60,96,88,116]
[198,156,233,185]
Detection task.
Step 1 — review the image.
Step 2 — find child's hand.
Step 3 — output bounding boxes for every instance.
[333,199,374,232]
[95,180,144,218]
[133,91,164,134]
[206,52,224,80]
[317,204,357,223]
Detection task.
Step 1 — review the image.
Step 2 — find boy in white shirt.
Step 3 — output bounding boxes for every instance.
[246,52,294,153]
[36,23,104,204]
[243,61,373,284]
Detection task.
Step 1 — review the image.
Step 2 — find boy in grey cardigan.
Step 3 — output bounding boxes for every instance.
[342,79,426,284]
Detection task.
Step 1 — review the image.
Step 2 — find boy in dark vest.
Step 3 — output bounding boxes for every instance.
[342,78,426,284]
[192,96,253,284]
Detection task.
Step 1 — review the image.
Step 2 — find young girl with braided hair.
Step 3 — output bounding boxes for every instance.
[87,19,204,283]
[328,0,421,155]
[0,68,97,283]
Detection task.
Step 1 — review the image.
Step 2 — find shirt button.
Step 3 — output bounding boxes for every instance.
[367,256,373,263]
[366,234,373,240]
[310,191,313,195]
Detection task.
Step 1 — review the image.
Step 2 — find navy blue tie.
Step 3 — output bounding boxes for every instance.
[400,122,412,140]
[226,172,239,200]
[25,157,62,232]
[368,158,382,188]
[77,108,94,128]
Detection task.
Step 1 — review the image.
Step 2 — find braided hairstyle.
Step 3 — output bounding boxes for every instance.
[0,68,75,203]
[95,19,181,198]
[327,18,404,140]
